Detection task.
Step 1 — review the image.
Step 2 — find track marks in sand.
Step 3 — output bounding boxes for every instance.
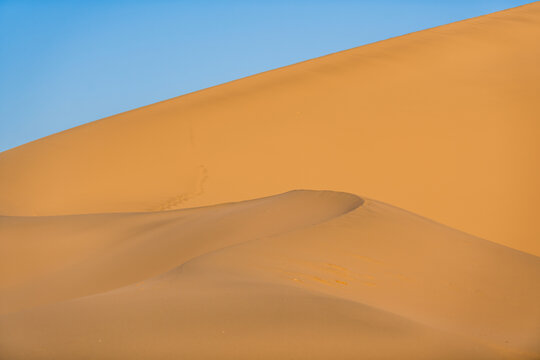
[352,254,384,265]
[280,261,378,288]
[149,165,209,211]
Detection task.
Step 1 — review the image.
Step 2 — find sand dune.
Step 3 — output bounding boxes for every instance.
[1,190,539,359]
[0,190,362,314]
[1,2,540,359]
[1,2,539,255]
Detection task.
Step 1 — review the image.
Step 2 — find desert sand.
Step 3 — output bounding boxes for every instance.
[1,2,539,359]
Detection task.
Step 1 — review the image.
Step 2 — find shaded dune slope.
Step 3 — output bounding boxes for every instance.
[1,3,540,360]
[1,190,539,359]
[0,190,362,314]
[0,2,539,254]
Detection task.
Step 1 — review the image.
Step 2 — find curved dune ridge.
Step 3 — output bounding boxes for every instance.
[1,2,540,360]
[1,190,539,359]
[0,2,540,255]
[0,190,363,315]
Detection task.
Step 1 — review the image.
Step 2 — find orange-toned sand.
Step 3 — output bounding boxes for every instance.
[1,3,539,359]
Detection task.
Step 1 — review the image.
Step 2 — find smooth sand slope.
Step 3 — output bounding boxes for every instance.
[1,3,540,359]
[1,190,539,359]
[1,2,540,255]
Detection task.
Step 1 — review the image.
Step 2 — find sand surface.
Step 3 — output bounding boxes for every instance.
[1,2,539,359]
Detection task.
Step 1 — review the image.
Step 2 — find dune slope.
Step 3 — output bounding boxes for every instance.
[1,3,540,360]
[0,190,362,314]
[1,190,539,359]
[0,2,539,254]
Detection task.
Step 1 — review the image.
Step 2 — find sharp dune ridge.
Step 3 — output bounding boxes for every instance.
[0,190,362,315]
[1,2,540,255]
[1,190,539,359]
[1,2,540,359]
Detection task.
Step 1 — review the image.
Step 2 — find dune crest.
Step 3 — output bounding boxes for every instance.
[0,190,362,314]
[0,2,539,255]
[1,190,539,359]
[1,3,540,359]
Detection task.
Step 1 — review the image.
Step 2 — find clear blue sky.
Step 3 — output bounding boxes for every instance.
[0,0,532,152]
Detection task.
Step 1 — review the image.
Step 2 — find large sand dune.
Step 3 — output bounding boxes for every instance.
[1,190,539,359]
[1,2,539,254]
[1,2,539,359]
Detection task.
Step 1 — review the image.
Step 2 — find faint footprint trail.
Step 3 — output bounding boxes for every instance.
[280,261,378,288]
[150,165,209,211]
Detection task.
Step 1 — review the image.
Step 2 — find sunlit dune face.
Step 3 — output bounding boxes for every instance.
[1,2,539,360]
[1,3,539,256]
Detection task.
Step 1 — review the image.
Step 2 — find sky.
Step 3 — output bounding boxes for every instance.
[0,0,533,152]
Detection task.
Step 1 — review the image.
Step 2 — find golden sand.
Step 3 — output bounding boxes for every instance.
[1,3,539,359]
